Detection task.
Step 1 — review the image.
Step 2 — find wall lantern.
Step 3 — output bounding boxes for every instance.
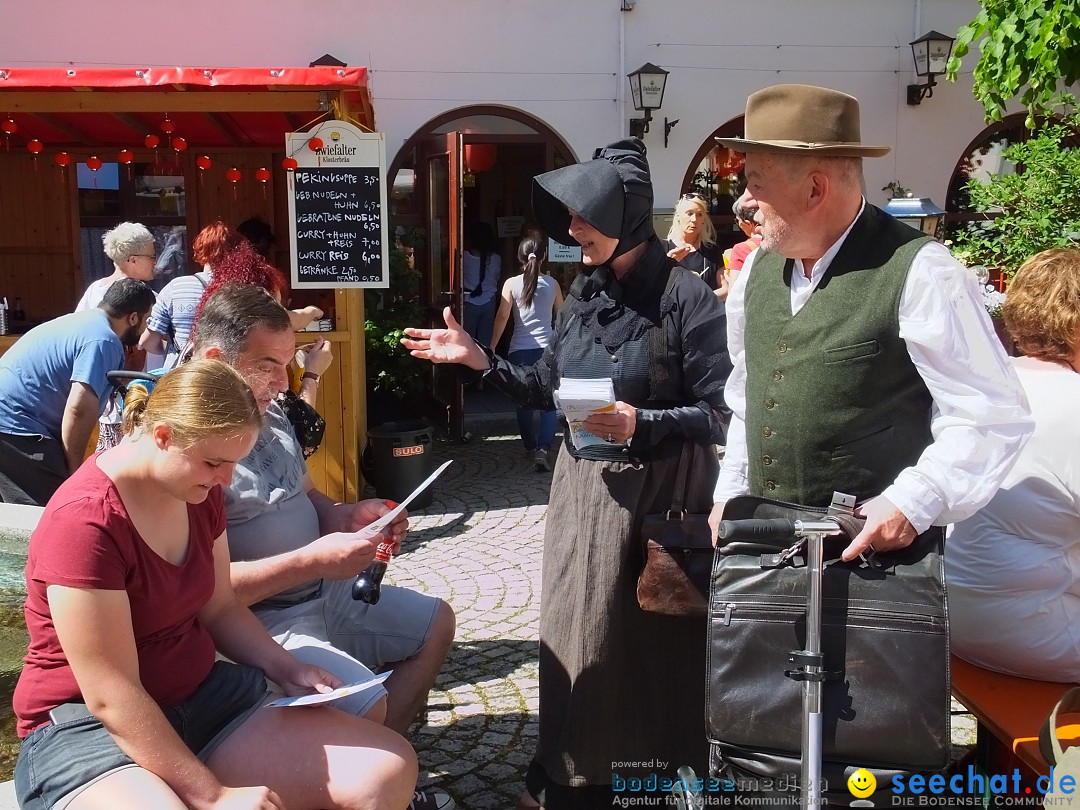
[907,30,955,105]
[883,195,946,239]
[627,62,669,139]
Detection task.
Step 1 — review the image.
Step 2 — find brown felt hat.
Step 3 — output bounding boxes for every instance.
[716,84,891,157]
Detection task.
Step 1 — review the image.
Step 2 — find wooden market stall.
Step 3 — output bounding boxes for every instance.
[0,65,376,501]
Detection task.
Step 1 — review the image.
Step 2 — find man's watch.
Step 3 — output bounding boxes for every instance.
[301,371,320,384]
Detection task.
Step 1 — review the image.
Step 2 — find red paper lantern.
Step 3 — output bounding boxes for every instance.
[27,139,44,155]
[254,167,271,183]
[464,143,498,174]
[225,167,242,183]
[281,157,298,171]
[144,134,160,149]
[86,156,103,171]
[171,136,187,152]
[1,118,17,135]
[308,137,324,151]
[54,152,71,167]
[118,148,134,164]
[195,155,212,170]
[160,117,176,134]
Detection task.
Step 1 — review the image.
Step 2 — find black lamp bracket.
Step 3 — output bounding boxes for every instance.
[664,117,679,148]
[907,73,938,106]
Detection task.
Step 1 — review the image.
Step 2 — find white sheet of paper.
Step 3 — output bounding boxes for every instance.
[266,670,393,708]
[356,459,453,540]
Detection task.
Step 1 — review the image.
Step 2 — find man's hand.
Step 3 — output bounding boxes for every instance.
[708,502,726,548]
[307,531,380,578]
[347,499,409,553]
[401,307,491,371]
[841,494,917,561]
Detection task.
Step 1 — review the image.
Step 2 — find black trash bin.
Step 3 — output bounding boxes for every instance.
[362,420,435,509]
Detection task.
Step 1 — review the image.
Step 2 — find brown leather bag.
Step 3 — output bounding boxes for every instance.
[636,446,714,617]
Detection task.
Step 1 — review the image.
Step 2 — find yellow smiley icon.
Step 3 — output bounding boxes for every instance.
[848,768,877,798]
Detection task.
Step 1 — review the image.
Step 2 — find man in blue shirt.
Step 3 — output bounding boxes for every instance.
[0,278,156,505]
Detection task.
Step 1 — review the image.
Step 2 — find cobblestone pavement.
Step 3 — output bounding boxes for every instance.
[379,419,977,810]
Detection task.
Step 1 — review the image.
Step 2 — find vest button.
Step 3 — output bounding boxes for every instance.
[763,455,773,465]
[778,342,788,353]
[762,427,772,437]
[773,370,783,381]
[765,398,775,409]
[611,355,618,362]
[765,480,776,491]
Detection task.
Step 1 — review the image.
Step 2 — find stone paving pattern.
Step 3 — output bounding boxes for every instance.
[375,419,977,809]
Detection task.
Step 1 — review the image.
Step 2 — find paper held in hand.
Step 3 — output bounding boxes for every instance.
[267,670,393,708]
[553,377,621,449]
[356,459,453,541]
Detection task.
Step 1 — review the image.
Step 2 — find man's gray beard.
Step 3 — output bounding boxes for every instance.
[758,218,791,255]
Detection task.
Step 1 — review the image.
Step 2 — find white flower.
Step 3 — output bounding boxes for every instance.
[981,284,1007,318]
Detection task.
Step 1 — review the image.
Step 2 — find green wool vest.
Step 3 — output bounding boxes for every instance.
[744,205,933,507]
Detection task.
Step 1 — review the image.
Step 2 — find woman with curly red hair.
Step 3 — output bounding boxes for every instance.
[140,222,243,369]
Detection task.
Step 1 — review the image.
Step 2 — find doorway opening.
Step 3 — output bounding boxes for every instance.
[376,106,576,438]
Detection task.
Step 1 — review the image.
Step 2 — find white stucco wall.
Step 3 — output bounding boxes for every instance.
[0,0,1020,214]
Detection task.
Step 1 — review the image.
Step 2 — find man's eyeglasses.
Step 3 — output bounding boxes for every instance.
[131,254,156,260]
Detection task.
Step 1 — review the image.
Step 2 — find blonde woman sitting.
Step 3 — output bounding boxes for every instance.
[13,359,416,810]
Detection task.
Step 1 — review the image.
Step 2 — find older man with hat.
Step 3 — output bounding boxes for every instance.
[709,84,1032,560]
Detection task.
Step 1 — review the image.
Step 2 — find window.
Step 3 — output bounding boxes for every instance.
[77,161,187,291]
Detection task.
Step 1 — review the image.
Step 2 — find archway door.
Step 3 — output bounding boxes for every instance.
[679,115,746,254]
[393,107,574,440]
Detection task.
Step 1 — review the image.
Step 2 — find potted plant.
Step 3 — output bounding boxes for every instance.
[364,227,427,426]
[950,98,1080,284]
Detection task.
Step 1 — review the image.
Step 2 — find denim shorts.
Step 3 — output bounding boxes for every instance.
[15,661,268,810]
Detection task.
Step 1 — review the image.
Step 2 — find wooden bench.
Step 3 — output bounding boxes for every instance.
[951,655,1079,781]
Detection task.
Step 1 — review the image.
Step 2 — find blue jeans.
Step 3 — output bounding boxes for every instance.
[509,348,557,452]
[463,297,498,346]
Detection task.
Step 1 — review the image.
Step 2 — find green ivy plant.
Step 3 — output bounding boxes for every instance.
[947,0,1080,124]
[364,227,426,400]
[950,100,1080,280]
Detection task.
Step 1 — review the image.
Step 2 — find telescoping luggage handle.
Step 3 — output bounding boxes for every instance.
[715,492,860,810]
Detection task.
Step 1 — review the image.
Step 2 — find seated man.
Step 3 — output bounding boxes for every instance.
[0,278,155,505]
[189,284,456,740]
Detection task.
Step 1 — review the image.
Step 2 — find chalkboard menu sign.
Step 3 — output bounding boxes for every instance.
[286,121,389,289]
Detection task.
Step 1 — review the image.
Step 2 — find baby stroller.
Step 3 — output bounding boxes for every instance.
[705,492,951,807]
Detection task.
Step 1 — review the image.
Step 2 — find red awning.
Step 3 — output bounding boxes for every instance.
[0,66,372,149]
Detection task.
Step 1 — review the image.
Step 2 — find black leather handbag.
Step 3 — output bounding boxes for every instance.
[706,495,950,796]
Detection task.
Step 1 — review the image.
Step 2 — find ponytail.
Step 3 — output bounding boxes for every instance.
[517,234,547,308]
[120,383,153,436]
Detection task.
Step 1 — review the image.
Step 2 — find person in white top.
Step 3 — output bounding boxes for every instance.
[708,84,1032,560]
[75,222,157,450]
[462,222,501,346]
[491,234,564,471]
[947,248,1080,682]
[75,222,156,311]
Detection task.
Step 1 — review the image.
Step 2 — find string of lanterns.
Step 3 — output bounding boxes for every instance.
[6,112,303,187]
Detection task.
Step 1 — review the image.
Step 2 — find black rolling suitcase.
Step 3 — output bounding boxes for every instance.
[706,493,950,807]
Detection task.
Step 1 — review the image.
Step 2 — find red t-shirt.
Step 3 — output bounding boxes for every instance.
[14,456,225,736]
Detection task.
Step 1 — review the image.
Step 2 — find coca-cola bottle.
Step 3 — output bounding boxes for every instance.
[352,540,394,603]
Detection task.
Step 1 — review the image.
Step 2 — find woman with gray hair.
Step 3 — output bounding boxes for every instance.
[75,222,157,311]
